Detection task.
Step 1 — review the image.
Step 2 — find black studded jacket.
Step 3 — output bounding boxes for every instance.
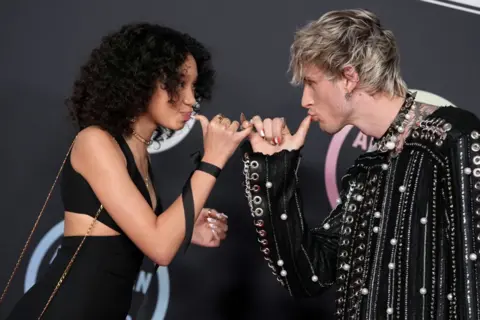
[241,106,480,319]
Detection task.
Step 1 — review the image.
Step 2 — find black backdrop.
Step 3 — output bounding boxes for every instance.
[1,0,479,319]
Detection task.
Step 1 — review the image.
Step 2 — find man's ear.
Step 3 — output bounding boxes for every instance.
[342,65,360,93]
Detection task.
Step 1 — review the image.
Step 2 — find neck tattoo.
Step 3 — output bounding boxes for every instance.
[371,91,438,157]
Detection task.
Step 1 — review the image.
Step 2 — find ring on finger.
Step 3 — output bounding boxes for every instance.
[221,118,231,127]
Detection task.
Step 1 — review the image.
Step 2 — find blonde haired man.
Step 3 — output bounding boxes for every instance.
[241,9,480,319]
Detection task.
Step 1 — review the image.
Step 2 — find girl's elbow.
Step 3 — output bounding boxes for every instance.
[152,248,175,266]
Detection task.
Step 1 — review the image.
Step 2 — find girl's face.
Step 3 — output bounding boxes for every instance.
[148,54,198,131]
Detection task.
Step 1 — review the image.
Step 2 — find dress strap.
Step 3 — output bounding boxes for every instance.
[113,135,137,176]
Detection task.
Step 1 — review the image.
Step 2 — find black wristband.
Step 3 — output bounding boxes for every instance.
[179,160,221,254]
[196,161,222,178]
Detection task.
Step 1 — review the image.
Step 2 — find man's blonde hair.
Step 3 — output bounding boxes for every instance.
[289,9,407,97]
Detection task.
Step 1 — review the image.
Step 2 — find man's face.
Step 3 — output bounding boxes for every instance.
[300,64,352,134]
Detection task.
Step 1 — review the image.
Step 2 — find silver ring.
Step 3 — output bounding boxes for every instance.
[254,208,264,216]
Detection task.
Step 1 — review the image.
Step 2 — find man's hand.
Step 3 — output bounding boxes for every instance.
[240,113,312,155]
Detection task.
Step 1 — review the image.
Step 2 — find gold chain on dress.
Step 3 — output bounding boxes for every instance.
[0,138,76,305]
[38,204,103,319]
[0,136,105,319]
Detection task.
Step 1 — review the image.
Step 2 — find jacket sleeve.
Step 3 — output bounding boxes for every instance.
[443,129,480,318]
[241,142,352,298]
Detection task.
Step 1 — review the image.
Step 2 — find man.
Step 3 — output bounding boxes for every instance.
[240,8,480,319]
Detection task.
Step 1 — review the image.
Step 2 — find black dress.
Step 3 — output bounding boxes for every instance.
[6,135,163,320]
[241,105,480,319]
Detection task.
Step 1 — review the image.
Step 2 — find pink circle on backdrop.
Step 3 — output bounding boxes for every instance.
[324,125,353,209]
[323,90,455,210]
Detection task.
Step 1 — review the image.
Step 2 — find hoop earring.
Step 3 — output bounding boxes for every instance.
[193,101,201,113]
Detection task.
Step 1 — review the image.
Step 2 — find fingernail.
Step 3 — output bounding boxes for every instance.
[209,223,217,229]
[216,213,226,219]
[207,217,216,223]
[221,213,228,219]
[260,130,265,137]
[274,137,279,145]
[241,114,247,124]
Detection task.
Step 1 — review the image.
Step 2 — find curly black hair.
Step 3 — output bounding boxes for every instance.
[66,23,215,139]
